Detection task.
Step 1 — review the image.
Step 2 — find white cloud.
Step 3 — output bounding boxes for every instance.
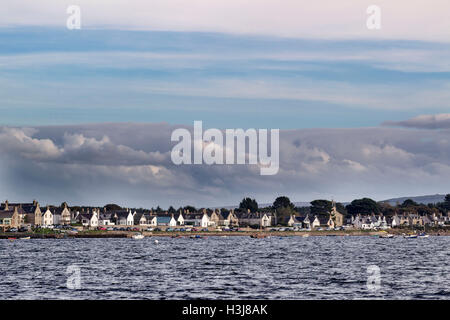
[2,1,450,42]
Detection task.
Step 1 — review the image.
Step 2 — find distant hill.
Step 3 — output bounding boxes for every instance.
[380,194,446,206]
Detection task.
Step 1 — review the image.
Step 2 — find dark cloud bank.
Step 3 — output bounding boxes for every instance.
[0,122,449,208]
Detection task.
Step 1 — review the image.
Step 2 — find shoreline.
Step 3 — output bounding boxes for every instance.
[1,229,449,239]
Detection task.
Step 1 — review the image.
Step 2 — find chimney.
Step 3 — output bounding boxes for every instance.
[33,199,37,206]
[4,200,9,211]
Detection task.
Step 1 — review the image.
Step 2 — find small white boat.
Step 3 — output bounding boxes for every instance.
[302,234,310,238]
[418,232,429,238]
[379,234,394,238]
[132,233,145,240]
[19,236,31,240]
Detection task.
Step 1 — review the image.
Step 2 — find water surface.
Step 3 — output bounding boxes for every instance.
[0,236,448,299]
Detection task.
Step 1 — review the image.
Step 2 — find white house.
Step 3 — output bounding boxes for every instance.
[310,216,321,229]
[99,213,114,226]
[155,215,177,226]
[261,213,272,227]
[114,210,134,226]
[80,210,99,228]
[148,216,157,226]
[41,207,54,227]
[176,212,184,225]
[201,212,210,228]
[391,214,401,228]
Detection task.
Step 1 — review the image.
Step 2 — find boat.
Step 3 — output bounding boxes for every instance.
[132,233,145,240]
[19,236,31,240]
[404,234,418,239]
[302,234,310,238]
[418,232,429,238]
[379,234,395,238]
[190,235,203,239]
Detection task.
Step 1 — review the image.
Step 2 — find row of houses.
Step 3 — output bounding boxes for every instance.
[75,208,273,229]
[0,200,274,229]
[288,212,449,230]
[1,199,448,230]
[0,201,71,229]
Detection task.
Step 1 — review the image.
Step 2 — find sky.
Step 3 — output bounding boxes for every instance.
[0,1,449,207]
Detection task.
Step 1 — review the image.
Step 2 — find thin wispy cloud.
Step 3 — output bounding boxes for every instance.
[383,113,450,129]
[2,1,450,42]
[1,29,450,128]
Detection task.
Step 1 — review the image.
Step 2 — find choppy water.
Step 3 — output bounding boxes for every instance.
[0,236,449,299]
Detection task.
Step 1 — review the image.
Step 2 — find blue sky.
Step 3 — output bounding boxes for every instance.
[1,27,450,129]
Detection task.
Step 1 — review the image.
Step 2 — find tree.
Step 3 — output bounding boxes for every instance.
[401,199,418,207]
[346,198,380,215]
[183,205,197,213]
[276,206,296,225]
[168,206,176,214]
[60,202,68,208]
[104,203,122,211]
[443,194,450,210]
[273,196,294,210]
[310,200,332,215]
[239,197,258,213]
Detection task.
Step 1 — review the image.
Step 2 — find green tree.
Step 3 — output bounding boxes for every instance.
[104,204,122,211]
[183,205,197,213]
[239,197,258,213]
[168,206,176,214]
[443,194,450,210]
[276,206,296,225]
[310,199,332,215]
[273,196,294,210]
[401,199,419,207]
[346,198,380,215]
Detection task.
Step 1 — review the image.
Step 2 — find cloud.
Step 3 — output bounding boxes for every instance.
[383,113,450,129]
[1,123,450,207]
[2,1,450,42]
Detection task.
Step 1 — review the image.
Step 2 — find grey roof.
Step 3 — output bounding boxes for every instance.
[0,210,15,218]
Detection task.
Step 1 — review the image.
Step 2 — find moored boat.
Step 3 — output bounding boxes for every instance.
[379,234,395,238]
[19,236,31,240]
[418,232,429,238]
[132,233,145,239]
[250,234,266,239]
